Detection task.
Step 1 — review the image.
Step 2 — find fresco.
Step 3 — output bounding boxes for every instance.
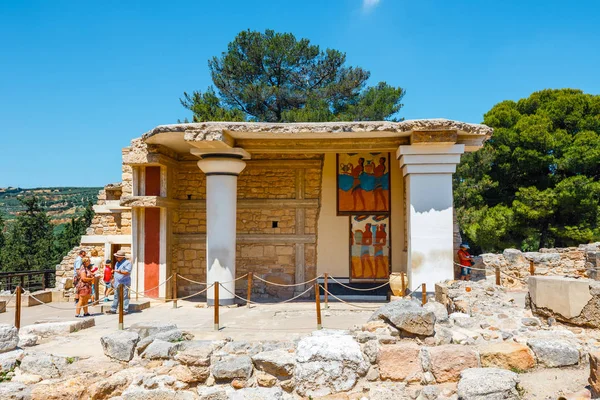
[350,215,390,280]
[337,152,390,214]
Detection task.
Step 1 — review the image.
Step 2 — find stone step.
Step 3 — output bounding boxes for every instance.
[20,318,96,338]
[0,301,5,313]
[100,300,151,313]
[0,290,53,307]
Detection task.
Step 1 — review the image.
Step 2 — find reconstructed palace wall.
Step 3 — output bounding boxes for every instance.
[316,153,406,278]
[172,154,323,298]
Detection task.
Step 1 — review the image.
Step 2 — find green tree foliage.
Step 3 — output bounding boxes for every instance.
[1,197,56,272]
[181,29,405,122]
[455,89,600,252]
[54,201,94,262]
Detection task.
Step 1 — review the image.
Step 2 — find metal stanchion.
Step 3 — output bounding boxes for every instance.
[172,274,178,309]
[495,266,501,286]
[118,285,124,330]
[15,286,21,331]
[214,282,220,331]
[421,283,427,305]
[247,272,253,308]
[324,273,329,309]
[315,282,322,330]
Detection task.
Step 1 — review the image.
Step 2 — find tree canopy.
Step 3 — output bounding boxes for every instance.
[181,29,405,122]
[455,89,600,252]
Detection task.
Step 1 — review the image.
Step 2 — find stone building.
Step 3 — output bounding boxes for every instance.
[60,120,492,304]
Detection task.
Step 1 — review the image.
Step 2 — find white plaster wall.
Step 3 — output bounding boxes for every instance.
[316,153,404,277]
[406,173,454,291]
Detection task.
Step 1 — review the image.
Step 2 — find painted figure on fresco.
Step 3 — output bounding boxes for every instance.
[350,215,390,280]
[338,153,390,214]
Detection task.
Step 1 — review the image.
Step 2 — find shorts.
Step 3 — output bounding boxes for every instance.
[104,281,112,288]
[460,267,471,276]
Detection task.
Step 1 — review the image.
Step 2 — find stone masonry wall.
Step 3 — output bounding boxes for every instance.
[173,154,323,298]
[473,243,600,288]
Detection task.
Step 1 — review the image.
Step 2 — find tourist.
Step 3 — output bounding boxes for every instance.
[89,250,102,303]
[73,249,86,304]
[458,243,474,281]
[106,250,132,315]
[75,257,94,317]
[103,259,113,302]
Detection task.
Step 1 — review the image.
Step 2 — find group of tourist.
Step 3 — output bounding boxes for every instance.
[73,248,132,317]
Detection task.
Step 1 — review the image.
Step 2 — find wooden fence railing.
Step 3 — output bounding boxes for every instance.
[0,270,56,293]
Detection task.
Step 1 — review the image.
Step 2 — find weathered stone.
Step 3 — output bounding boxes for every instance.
[362,340,379,364]
[434,326,453,345]
[0,382,30,400]
[0,324,19,353]
[527,338,579,367]
[378,342,422,382]
[369,300,436,336]
[20,352,68,379]
[227,387,288,399]
[20,319,95,338]
[0,349,24,372]
[457,368,520,400]
[168,365,197,384]
[197,386,227,400]
[560,389,592,400]
[479,342,535,371]
[424,300,449,322]
[211,355,253,380]
[503,249,525,265]
[256,371,277,387]
[101,330,140,362]
[295,330,368,397]
[120,387,197,399]
[366,366,379,382]
[18,334,38,348]
[422,345,479,383]
[221,340,263,356]
[129,321,178,339]
[89,372,132,400]
[231,378,247,389]
[589,352,600,398]
[252,349,295,378]
[141,339,181,360]
[175,341,214,366]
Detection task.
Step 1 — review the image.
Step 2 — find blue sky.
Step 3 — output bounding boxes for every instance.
[1,0,599,188]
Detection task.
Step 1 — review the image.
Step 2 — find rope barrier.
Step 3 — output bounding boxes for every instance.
[176,284,214,301]
[176,275,207,285]
[0,292,15,313]
[218,283,315,305]
[253,275,322,287]
[318,285,381,309]
[328,276,394,292]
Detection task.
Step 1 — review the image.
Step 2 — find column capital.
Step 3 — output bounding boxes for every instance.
[193,148,250,176]
[191,147,251,160]
[397,144,465,176]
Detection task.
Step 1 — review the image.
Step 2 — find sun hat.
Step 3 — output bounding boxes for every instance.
[114,249,127,258]
[460,243,470,249]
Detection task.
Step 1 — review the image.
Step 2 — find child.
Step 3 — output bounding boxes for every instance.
[103,259,114,302]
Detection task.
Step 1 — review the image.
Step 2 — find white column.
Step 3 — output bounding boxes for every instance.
[397,144,464,292]
[196,152,248,305]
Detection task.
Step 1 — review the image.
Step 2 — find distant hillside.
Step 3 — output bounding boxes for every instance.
[0,187,101,224]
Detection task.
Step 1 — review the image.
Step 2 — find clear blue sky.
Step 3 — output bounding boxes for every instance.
[1,0,599,188]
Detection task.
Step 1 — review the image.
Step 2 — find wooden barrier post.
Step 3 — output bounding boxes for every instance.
[214,282,220,331]
[324,273,329,309]
[529,260,535,276]
[315,282,322,330]
[247,272,253,308]
[401,273,406,296]
[172,274,178,309]
[15,286,21,331]
[495,266,501,286]
[118,285,124,330]
[94,276,100,305]
[421,283,427,305]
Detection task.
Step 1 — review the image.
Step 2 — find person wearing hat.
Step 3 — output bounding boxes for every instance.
[106,249,132,314]
[75,257,94,317]
[458,243,474,281]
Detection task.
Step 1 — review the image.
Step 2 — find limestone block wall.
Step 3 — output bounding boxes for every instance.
[172,154,323,298]
[473,243,600,288]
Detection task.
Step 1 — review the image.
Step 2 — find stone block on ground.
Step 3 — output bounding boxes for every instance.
[424,300,449,322]
[422,345,479,383]
[197,386,227,400]
[101,330,140,362]
[295,330,368,397]
[527,338,579,367]
[211,355,253,381]
[18,333,38,348]
[0,324,19,353]
[129,321,177,339]
[479,342,535,371]
[19,352,68,379]
[0,301,6,313]
[175,341,214,367]
[0,382,31,400]
[369,300,436,336]
[0,349,24,372]
[141,339,182,360]
[19,318,95,338]
[120,387,197,399]
[100,300,150,313]
[457,368,520,400]
[378,342,422,382]
[252,349,295,379]
[227,387,289,399]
